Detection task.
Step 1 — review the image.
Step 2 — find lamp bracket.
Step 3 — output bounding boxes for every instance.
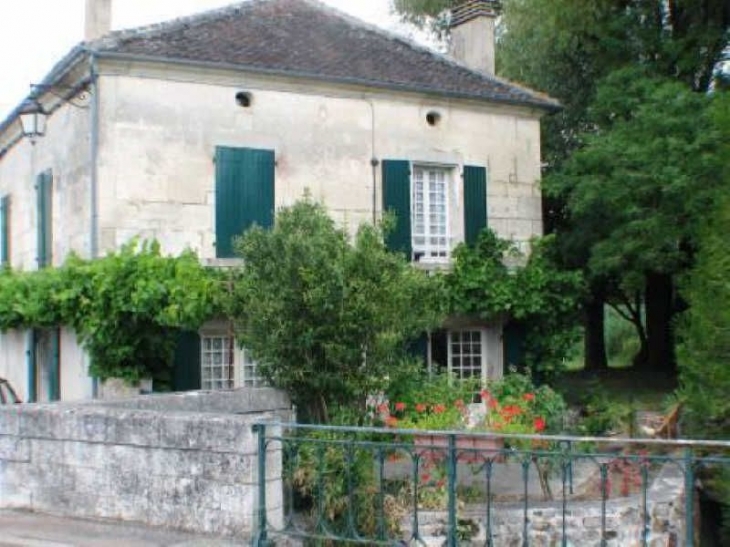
[30,82,91,109]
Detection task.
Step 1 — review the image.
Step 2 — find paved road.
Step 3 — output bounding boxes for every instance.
[0,511,241,547]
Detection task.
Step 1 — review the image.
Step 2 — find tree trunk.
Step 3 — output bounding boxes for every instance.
[644,272,676,374]
[584,295,608,371]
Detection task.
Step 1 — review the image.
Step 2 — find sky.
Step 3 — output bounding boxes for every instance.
[0,0,426,120]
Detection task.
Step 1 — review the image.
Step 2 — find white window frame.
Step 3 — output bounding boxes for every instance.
[447,329,487,384]
[411,164,451,263]
[200,332,264,390]
[201,334,235,391]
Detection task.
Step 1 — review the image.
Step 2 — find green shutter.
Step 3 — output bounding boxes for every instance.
[49,328,60,401]
[407,333,429,365]
[26,329,36,403]
[0,195,9,267]
[36,171,52,268]
[503,322,526,370]
[463,165,488,246]
[172,331,202,391]
[382,160,412,257]
[215,147,275,258]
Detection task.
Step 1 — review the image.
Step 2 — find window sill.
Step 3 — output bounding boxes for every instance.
[412,259,453,273]
[204,257,244,268]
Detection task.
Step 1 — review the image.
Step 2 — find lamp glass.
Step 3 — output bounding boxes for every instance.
[18,101,46,139]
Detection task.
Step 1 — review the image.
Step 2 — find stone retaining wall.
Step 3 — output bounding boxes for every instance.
[0,388,292,538]
[407,464,688,546]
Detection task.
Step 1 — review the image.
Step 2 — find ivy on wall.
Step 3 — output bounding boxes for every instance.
[446,230,585,379]
[0,240,224,385]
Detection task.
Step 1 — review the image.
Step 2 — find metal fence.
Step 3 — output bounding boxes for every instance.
[252,422,730,546]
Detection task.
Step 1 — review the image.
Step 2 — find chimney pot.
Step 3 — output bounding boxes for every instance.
[85,0,112,41]
[449,0,502,76]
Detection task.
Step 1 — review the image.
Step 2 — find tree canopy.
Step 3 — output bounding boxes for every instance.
[678,90,730,438]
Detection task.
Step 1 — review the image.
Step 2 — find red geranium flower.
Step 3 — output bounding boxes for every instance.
[533,417,546,432]
[432,404,447,414]
[415,403,427,413]
[523,393,535,402]
[385,416,399,428]
[394,401,406,412]
[502,405,522,418]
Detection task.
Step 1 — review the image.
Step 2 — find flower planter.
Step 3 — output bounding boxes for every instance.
[414,433,505,463]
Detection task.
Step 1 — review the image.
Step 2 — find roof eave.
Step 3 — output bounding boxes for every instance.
[0,45,91,145]
[92,50,562,113]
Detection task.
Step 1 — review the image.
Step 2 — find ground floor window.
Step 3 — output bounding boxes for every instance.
[448,330,484,381]
[200,334,263,390]
[425,327,502,384]
[201,335,234,390]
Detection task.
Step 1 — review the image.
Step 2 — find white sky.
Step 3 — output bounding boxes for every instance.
[0,0,425,120]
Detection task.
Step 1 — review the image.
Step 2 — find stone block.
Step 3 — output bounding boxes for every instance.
[105,411,160,446]
[0,435,29,462]
[0,483,32,508]
[0,408,20,435]
[30,438,64,464]
[18,407,61,439]
[61,409,108,443]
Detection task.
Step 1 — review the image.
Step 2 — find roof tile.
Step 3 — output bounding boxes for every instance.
[91,0,558,110]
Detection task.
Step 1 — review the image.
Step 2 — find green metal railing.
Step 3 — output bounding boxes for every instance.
[252,423,730,546]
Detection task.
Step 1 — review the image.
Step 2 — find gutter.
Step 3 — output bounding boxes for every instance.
[88,51,100,260]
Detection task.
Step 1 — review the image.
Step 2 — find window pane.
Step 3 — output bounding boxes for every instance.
[412,166,450,260]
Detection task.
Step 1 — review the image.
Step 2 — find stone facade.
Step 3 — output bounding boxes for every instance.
[0,1,550,402]
[0,388,293,538]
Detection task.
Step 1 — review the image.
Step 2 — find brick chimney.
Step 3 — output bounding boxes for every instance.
[449,0,501,76]
[85,0,112,41]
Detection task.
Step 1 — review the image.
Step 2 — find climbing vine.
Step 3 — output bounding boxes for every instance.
[0,240,224,386]
[446,230,585,379]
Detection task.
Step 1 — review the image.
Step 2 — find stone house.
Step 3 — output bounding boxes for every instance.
[0,0,557,402]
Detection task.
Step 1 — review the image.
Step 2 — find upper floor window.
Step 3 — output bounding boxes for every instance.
[382,160,487,262]
[412,165,450,263]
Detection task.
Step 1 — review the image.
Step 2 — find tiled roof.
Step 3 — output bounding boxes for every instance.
[89,0,558,110]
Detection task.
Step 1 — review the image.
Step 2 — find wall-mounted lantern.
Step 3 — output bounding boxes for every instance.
[18,99,47,144]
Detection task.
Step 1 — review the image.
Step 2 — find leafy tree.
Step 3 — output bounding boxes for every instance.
[678,90,730,438]
[393,0,729,372]
[231,198,443,423]
[547,70,726,372]
[676,90,730,536]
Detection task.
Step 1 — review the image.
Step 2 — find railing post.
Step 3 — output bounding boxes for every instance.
[252,424,269,547]
[684,447,695,547]
[447,433,458,547]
